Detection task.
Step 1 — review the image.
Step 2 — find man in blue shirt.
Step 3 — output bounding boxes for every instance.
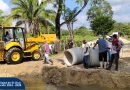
[93,37,109,69]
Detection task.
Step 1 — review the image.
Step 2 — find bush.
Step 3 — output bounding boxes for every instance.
[74,28,90,36]
[61,27,97,47]
[61,34,97,47]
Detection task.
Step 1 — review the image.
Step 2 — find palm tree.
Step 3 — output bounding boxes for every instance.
[53,0,88,39]
[10,0,55,36]
[0,10,3,25]
[0,10,12,26]
[63,7,77,41]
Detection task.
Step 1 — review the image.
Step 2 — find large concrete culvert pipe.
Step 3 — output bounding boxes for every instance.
[89,47,100,67]
[64,47,84,66]
[64,47,100,67]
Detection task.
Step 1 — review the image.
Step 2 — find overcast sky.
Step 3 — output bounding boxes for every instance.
[0,0,130,29]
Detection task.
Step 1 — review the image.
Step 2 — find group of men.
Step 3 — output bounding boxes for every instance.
[82,34,124,71]
[3,31,124,70]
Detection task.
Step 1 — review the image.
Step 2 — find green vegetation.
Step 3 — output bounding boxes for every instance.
[61,27,97,47]
[91,16,115,37]
[0,10,10,26]
[0,10,3,25]
[62,35,97,47]
[10,0,55,36]
[87,0,113,22]
[0,0,130,41]
[109,23,130,38]
[55,0,88,39]
[63,7,78,41]
[88,0,114,37]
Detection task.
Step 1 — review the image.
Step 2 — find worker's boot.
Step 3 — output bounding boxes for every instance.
[49,59,53,65]
[83,64,87,69]
[99,61,103,69]
[115,63,118,71]
[106,62,112,70]
[104,62,107,69]
[115,57,119,71]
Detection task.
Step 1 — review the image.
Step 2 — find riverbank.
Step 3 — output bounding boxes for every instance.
[42,65,130,88]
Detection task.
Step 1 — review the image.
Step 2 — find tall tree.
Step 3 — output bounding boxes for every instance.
[11,0,54,36]
[87,0,114,36]
[87,0,113,22]
[63,7,77,41]
[55,0,63,39]
[91,16,115,37]
[0,10,11,26]
[54,0,88,39]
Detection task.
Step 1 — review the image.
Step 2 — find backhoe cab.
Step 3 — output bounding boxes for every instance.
[0,26,42,64]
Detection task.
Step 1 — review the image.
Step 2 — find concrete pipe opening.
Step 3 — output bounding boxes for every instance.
[64,47,84,66]
[64,51,73,64]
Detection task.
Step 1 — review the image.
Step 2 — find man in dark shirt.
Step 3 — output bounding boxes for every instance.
[93,37,109,69]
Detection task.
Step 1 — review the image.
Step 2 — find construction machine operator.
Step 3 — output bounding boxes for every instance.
[4,31,11,42]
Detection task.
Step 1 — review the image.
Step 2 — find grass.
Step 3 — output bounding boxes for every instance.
[61,34,97,47]
[62,35,97,41]
[126,37,130,40]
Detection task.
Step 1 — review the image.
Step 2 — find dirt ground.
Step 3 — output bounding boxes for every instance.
[0,53,65,77]
[0,37,130,77]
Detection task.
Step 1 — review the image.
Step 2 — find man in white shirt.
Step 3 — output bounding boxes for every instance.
[82,40,89,69]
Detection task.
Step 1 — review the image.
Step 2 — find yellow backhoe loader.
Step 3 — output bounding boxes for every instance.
[0,26,42,64]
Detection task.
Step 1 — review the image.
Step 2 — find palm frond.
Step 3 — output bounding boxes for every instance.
[15,20,24,26]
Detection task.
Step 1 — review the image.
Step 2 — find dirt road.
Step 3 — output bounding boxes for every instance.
[0,53,65,77]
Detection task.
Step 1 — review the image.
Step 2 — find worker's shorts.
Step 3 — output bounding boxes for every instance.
[99,51,107,62]
[44,54,50,60]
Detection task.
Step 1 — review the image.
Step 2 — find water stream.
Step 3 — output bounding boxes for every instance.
[21,78,130,90]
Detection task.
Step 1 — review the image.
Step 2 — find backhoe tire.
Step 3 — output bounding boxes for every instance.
[32,50,42,61]
[5,48,23,64]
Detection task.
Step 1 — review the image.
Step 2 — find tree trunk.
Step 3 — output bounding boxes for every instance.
[46,22,49,34]
[55,0,63,39]
[33,20,36,36]
[67,23,74,41]
[28,20,33,36]
[32,18,40,36]
[71,22,74,39]
[24,21,27,34]
[67,24,71,39]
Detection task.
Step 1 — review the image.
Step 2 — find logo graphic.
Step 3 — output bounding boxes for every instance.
[0,77,25,90]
